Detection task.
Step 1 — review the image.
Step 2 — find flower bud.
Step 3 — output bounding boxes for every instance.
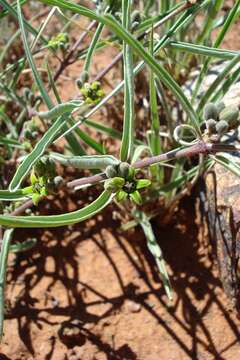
[206,119,217,135]
[105,164,118,178]
[104,177,125,193]
[118,162,130,178]
[203,103,218,121]
[219,106,240,128]
[216,101,225,115]
[216,120,229,135]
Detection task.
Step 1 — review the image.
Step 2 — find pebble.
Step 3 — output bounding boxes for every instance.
[125,300,141,313]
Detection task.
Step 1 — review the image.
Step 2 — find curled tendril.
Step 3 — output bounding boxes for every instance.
[173,124,200,146]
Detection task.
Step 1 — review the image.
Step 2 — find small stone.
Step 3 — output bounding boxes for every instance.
[125,300,141,313]
[58,320,86,348]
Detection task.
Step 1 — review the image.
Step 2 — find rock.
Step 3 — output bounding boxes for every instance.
[125,300,141,313]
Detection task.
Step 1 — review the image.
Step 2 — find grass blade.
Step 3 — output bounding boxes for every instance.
[148,28,163,181]
[168,41,239,60]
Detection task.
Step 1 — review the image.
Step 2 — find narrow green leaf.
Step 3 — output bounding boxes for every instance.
[0,189,28,201]
[46,63,86,156]
[134,210,172,301]
[129,191,142,205]
[168,41,239,60]
[196,0,224,44]
[0,191,113,228]
[213,154,240,177]
[131,145,151,164]
[17,0,52,107]
[85,119,123,140]
[0,137,24,149]
[69,125,105,154]
[148,28,162,181]
[120,0,135,162]
[210,65,240,104]
[136,179,151,190]
[9,115,66,192]
[83,21,105,73]
[49,153,119,169]
[0,229,14,340]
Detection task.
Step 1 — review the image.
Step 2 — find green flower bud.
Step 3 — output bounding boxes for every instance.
[40,187,48,197]
[39,176,46,187]
[76,79,83,89]
[116,190,128,202]
[105,165,118,178]
[126,167,135,181]
[136,179,151,190]
[91,81,101,91]
[48,32,68,50]
[104,177,125,193]
[206,119,217,135]
[32,193,41,206]
[30,172,38,185]
[216,101,225,115]
[203,103,218,121]
[118,162,130,178]
[219,106,240,128]
[216,120,229,135]
[23,141,32,151]
[22,186,34,195]
[129,190,142,205]
[96,89,104,98]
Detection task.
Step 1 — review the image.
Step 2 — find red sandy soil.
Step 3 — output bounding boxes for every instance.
[0,195,240,360]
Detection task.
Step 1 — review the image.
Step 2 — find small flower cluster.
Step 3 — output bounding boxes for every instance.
[22,157,63,205]
[104,162,151,205]
[204,102,240,142]
[79,81,104,105]
[48,33,69,51]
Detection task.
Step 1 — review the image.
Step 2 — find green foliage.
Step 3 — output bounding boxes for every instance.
[0,0,240,336]
[104,162,151,204]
